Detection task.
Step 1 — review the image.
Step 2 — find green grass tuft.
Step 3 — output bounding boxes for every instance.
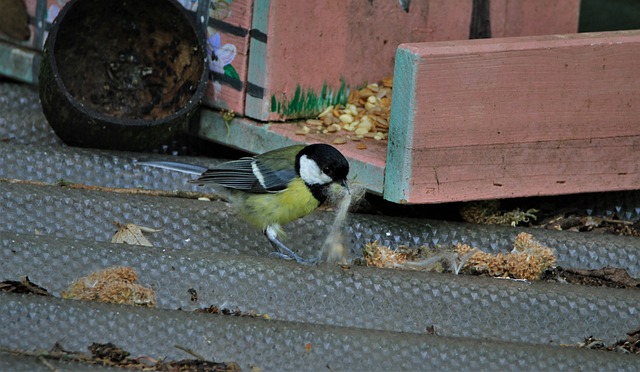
[270,79,350,119]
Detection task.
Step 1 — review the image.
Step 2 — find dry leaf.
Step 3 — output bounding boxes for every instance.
[111,222,161,247]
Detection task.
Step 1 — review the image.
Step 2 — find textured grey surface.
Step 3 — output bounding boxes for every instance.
[0,83,61,147]
[2,231,639,347]
[1,293,638,371]
[0,141,219,193]
[2,81,640,368]
[1,180,640,276]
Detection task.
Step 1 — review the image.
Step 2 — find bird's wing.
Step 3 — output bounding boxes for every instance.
[192,157,296,193]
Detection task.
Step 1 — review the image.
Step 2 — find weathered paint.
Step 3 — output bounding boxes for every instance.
[410,136,640,203]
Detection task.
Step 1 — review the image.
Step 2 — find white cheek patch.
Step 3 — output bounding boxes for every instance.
[299,155,332,185]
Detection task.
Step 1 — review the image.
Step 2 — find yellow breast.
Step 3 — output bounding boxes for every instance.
[233,178,320,233]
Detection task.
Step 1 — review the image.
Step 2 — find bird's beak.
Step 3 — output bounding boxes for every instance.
[340,179,350,194]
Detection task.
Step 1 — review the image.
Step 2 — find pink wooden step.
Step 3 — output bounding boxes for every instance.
[386,30,640,204]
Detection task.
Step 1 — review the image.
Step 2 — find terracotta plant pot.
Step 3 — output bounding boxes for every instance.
[39,0,207,151]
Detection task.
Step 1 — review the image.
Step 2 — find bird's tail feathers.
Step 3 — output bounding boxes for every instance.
[136,161,208,175]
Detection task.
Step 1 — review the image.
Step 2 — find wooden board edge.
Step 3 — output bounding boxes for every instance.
[0,40,39,84]
[399,29,640,56]
[383,47,418,204]
[244,0,270,121]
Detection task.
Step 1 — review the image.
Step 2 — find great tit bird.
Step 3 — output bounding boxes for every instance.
[139,143,350,263]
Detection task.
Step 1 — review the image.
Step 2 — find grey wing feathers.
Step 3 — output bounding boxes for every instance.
[192,157,296,193]
[193,158,255,189]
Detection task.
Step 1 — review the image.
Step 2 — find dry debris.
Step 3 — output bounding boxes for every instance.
[460,200,538,226]
[296,77,392,144]
[111,222,161,247]
[538,213,640,236]
[456,233,556,280]
[458,197,640,238]
[575,328,640,354]
[0,276,50,296]
[360,242,425,269]
[359,233,556,281]
[1,342,241,371]
[359,242,468,274]
[65,266,156,307]
[543,266,640,289]
[1,177,224,201]
[196,305,271,320]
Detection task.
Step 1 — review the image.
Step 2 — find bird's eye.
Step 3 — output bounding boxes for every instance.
[322,165,332,174]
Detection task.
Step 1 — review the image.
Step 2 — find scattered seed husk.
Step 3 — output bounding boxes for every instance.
[310,77,392,143]
[295,126,310,135]
[333,137,347,145]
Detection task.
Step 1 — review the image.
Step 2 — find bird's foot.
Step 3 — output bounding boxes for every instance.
[264,230,318,265]
[268,249,318,265]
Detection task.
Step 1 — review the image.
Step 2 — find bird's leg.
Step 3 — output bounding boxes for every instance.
[264,226,317,265]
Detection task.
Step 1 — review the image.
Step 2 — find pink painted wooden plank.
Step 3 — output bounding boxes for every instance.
[408,136,640,203]
[408,0,472,42]
[203,0,253,114]
[490,0,580,37]
[386,30,640,204]
[402,30,640,150]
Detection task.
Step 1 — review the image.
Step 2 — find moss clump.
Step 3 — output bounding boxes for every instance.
[66,266,156,307]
